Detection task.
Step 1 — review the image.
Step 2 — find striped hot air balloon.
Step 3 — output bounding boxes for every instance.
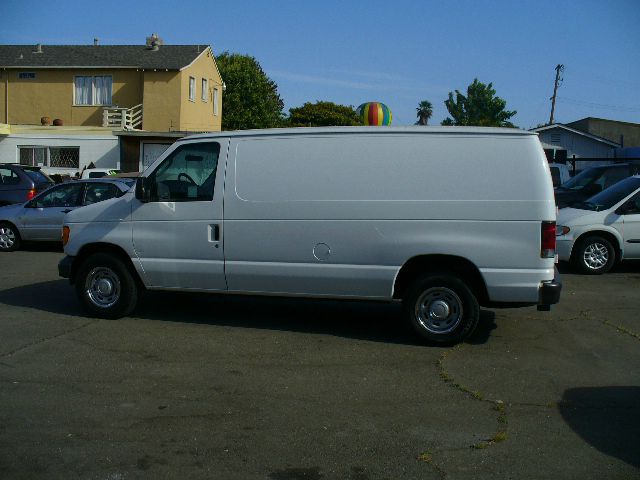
[356,102,392,126]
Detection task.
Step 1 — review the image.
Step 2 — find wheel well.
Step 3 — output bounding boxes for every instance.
[70,243,143,287]
[572,230,621,261]
[0,220,21,237]
[393,255,489,304]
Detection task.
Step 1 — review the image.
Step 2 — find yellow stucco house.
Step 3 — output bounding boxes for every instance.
[0,39,224,132]
[0,38,224,172]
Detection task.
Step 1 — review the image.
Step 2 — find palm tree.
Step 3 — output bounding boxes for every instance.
[416,100,433,125]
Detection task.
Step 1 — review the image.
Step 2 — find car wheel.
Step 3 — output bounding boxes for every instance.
[403,273,480,344]
[0,222,21,252]
[572,235,616,275]
[75,253,138,318]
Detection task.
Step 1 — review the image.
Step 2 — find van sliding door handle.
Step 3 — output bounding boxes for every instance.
[209,224,220,242]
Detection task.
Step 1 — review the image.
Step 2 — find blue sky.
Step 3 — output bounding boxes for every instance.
[2,0,638,128]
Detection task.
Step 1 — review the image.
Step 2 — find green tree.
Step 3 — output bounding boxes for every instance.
[415,100,433,125]
[215,52,285,130]
[288,101,363,127]
[441,78,517,127]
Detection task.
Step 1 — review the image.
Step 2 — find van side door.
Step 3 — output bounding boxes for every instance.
[131,140,228,290]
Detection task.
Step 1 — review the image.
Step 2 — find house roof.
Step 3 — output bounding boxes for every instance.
[0,45,211,70]
[530,123,620,147]
[567,117,640,128]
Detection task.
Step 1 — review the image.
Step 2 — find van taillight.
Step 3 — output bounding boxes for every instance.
[26,189,36,201]
[541,221,556,258]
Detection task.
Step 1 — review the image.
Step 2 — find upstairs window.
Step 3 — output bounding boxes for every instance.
[74,75,112,105]
[213,88,219,116]
[201,78,208,102]
[189,76,196,102]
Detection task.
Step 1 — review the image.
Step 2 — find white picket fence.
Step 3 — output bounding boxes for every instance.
[102,104,143,130]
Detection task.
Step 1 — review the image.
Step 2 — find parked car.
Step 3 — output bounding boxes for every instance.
[80,168,121,179]
[556,175,640,274]
[0,178,134,252]
[59,126,561,344]
[554,163,640,208]
[549,163,571,187]
[0,164,54,206]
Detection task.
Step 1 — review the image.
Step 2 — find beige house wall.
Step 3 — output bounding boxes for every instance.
[1,69,142,127]
[178,47,223,132]
[141,71,182,131]
[0,71,6,123]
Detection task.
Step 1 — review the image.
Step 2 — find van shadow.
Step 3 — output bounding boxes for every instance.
[559,386,640,467]
[18,241,64,253]
[0,281,497,347]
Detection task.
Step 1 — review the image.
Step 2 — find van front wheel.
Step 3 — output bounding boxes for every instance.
[75,253,138,319]
[403,274,479,344]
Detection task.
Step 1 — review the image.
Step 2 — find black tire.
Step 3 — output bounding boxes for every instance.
[0,222,21,252]
[403,273,480,344]
[572,235,616,275]
[75,253,138,318]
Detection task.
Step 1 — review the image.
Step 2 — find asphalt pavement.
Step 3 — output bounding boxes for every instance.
[0,246,639,479]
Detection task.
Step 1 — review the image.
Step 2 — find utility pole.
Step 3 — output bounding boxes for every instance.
[549,64,564,125]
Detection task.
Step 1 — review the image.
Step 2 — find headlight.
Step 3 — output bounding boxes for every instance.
[556,225,570,236]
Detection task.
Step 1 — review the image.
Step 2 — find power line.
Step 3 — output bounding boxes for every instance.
[557,96,640,113]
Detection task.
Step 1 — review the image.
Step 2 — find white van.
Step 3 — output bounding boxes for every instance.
[58,127,561,343]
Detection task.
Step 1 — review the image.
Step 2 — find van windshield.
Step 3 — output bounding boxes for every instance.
[572,177,640,211]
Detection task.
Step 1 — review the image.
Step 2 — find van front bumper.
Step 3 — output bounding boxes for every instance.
[537,266,562,311]
[58,255,75,281]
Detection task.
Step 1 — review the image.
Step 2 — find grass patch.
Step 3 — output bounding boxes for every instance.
[418,451,433,463]
[490,431,508,443]
[472,442,489,450]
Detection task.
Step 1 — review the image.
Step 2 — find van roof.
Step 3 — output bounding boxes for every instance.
[183,126,537,141]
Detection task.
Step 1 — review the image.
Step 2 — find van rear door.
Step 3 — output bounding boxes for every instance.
[131,139,228,290]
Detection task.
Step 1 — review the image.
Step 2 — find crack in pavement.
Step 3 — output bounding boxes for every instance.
[0,320,99,359]
[601,318,640,341]
[414,343,511,477]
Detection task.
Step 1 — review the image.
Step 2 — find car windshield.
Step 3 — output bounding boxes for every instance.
[559,167,607,190]
[571,177,640,211]
[24,169,53,184]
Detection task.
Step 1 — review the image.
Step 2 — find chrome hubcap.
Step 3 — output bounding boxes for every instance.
[415,287,463,334]
[583,242,609,270]
[86,267,121,308]
[0,226,16,250]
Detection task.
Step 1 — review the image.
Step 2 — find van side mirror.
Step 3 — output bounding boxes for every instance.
[135,177,151,203]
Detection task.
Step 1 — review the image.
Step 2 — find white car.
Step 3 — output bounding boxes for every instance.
[80,168,120,179]
[556,175,640,274]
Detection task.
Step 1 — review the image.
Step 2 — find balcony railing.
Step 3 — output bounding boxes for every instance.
[102,104,143,130]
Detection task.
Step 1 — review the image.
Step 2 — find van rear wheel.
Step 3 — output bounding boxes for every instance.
[75,253,138,319]
[403,274,479,344]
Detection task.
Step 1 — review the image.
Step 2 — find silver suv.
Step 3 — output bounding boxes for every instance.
[0,164,54,206]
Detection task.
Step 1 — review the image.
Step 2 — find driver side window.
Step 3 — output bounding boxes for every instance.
[35,183,83,208]
[148,142,220,202]
[623,193,640,215]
